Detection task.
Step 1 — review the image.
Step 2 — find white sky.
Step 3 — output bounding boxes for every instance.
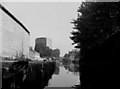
[1,1,82,56]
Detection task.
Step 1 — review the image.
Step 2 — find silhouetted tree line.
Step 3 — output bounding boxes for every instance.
[70,1,120,89]
[63,49,80,60]
[34,44,60,58]
[70,2,120,58]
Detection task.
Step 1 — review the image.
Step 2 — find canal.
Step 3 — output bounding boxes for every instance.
[45,60,80,88]
[2,60,80,89]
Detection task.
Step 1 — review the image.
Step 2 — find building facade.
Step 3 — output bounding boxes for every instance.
[35,37,52,48]
[0,4,30,59]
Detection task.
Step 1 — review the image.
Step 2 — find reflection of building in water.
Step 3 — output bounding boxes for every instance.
[54,65,60,75]
[35,37,52,48]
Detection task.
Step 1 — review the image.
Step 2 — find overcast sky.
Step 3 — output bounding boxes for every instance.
[2,2,82,56]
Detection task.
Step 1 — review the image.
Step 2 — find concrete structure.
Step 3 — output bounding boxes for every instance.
[0,4,30,59]
[46,38,52,48]
[35,37,52,48]
[29,49,44,61]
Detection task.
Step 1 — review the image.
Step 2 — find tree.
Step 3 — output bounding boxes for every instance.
[64,53,69,58]
[35,44,60,58]
[52,49,60,57]
[34,44,52,57]
[70,2,120,56]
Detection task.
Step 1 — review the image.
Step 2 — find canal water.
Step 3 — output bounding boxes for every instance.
[45,61,80,88]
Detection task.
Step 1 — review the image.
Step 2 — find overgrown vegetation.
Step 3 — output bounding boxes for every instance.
[70,2,120,56]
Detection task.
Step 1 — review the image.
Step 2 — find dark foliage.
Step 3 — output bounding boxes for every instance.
[34,44,51,57]
[70,2,120,56]
[52,49,60,58]
[70,2,120,89]
[34,44,60,58]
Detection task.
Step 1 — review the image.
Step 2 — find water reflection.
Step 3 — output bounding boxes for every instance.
[2,60,80,89]
[45,59,80,88]
[47,66,79,87]
[64,63,79,74]
[53,65,60,75]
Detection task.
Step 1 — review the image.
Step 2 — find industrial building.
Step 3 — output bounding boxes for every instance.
[0,4,30,59]
[35,37,52,48]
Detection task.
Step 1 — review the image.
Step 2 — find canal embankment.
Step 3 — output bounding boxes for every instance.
[2,60,56,89]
